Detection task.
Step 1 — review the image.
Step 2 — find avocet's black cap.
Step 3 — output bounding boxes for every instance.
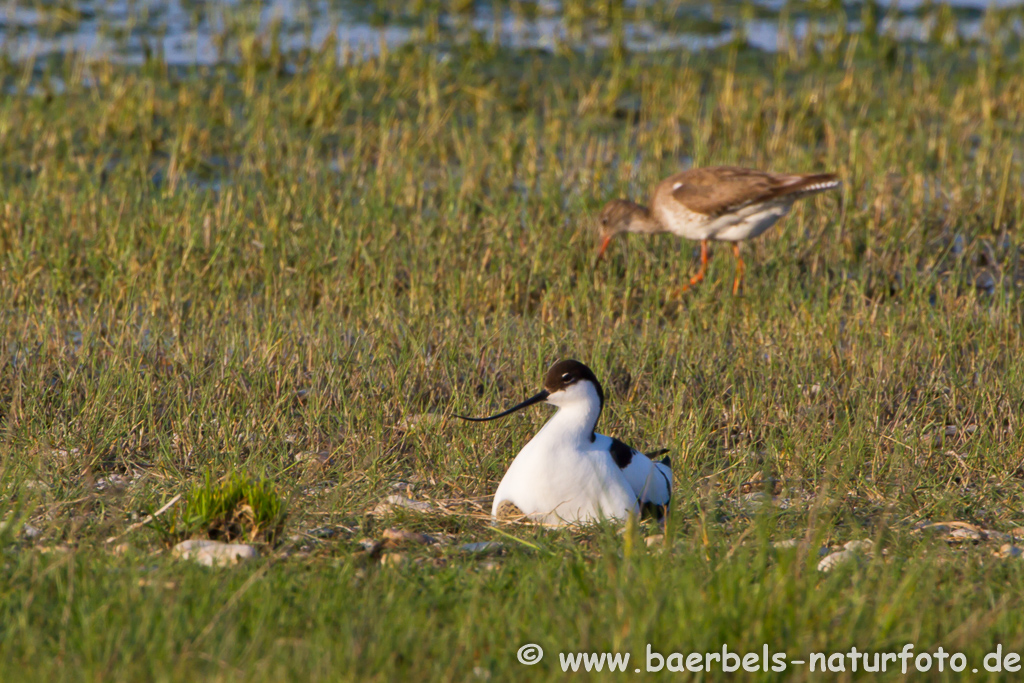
[542,359,604,406]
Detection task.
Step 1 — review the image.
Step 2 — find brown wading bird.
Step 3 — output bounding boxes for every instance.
[596,166,841,294]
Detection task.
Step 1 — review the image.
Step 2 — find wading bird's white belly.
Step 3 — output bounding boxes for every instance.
[655,200,791,242]
[710,203,791,241]
[491,434,639,525]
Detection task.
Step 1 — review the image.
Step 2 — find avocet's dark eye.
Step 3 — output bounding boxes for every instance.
[561,372,573,382]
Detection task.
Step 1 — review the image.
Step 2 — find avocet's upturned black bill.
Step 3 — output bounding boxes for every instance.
[455,390,549,422]
[458,359,673,526]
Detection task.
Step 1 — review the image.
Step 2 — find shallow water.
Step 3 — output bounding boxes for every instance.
[0,0,1020,66]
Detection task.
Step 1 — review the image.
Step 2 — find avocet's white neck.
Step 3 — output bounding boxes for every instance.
[538,381,603,444]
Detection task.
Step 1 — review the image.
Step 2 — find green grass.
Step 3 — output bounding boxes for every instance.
[2,2,1024,680]
[152,471,287,545]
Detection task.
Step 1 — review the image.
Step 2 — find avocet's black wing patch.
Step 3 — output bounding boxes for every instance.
[655,466,671,506]
[608,438,634,469]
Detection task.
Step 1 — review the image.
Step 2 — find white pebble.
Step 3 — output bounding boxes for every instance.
[173,539,258,567]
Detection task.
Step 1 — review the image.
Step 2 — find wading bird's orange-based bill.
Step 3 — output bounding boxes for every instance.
[597,166,841,294]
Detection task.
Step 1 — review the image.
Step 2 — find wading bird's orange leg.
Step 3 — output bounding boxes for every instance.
[681,240,709,293]
[732,243,745,295]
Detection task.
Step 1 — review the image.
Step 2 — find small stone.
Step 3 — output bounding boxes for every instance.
[172,540,258,567]
[383,528,436,546]
[948,527,983,542]
[818,540,874,572]
[460,541,503,555]
[915,521,988,542]
[817,549,858,572]
[372,495,435,515]
[996,544,1024,558]
[111,543,131,556]
[772,538,800,549]
[307,526,338,539]
[22,524,42,540]
[843,539,874,552]
[645,534,665,548]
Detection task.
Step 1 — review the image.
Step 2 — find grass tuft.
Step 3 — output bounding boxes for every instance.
[155,471,287,546]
